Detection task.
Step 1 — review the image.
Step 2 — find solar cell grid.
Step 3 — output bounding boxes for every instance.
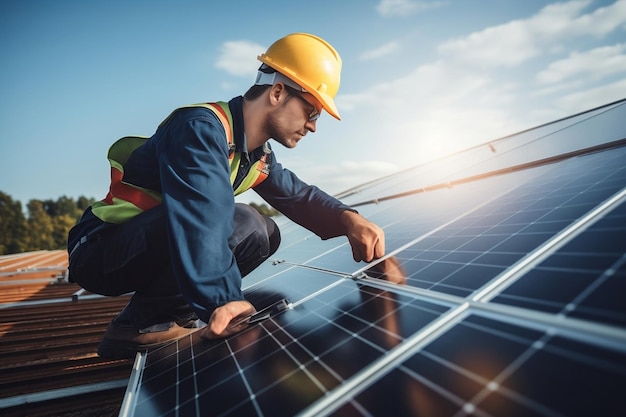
[243,265,345,303]
[492,197,626,327]
[361,145,626,298]
[122,100,626,417]
[127,279,455,417]
[331,313,626,417]
[307,168,550,275]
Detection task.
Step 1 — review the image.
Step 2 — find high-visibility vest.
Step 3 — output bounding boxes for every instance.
[91,102,270,224]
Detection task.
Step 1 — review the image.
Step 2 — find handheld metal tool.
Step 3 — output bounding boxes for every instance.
[200,298,292,340]
[246,298,291,324]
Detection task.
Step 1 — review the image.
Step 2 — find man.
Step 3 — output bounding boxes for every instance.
[67,33,385,359]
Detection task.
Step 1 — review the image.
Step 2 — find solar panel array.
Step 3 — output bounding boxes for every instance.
[120,100,626,417]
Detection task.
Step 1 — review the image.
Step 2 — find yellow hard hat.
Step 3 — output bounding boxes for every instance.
[258,33,342,120]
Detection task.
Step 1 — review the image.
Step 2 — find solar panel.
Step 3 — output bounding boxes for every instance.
[490,197,626,327]
[355,145,626,299]
[329,314,626,417]
[120,99,626,417]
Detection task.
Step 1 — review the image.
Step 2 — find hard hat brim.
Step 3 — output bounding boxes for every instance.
[316,91,341,121]
[257,57,341,121]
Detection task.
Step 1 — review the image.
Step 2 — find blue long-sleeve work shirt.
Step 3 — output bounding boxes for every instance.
[73,96,354,322]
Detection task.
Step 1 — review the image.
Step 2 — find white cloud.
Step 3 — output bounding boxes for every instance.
[554,77,626,113]
[537,43,626,84]
[438,0,626,68]
[338,60,521,168]
[376,0,447,17]
[439,20,539,67]
[243,1,626,199]
[560,0,626,37]
[341,60,512,113]
[532,79,585,98]
[215,40,265,77]
[359,41,400,61]
[297,160,399,195]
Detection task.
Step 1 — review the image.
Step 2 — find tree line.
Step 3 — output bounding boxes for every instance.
[0,191,278,256]
[0,191,94,255]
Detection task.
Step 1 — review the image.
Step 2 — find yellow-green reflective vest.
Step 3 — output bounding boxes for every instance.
[92,102,270,224]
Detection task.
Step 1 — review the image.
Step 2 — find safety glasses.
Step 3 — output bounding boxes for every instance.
[293,92,322,122]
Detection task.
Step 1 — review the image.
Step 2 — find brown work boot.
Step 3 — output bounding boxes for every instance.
[97,320,198,359]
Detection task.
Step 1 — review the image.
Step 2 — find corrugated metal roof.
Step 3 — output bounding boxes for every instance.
[0,250,132,417]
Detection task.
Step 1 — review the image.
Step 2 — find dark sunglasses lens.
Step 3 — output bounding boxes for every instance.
[309,111,320,122]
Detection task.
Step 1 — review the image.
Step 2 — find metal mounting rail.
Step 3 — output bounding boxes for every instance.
[0,379,129,409]
[350,137,626,207]
[0,293,108,309]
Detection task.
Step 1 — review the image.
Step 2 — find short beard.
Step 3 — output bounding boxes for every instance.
[265,103,297,149]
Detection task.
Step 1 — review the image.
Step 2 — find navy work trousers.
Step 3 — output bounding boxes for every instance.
[68,203,280,328]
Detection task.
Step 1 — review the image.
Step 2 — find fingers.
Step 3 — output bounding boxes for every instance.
[373,234,385,259]
[351,244,361,262]
[355,224,385,262]
[340,211,386,262]
[351,232,384,262]
[200,300,256,340]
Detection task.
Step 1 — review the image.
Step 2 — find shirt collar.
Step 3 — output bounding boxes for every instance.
[228,96,269,163]
[228,96,247,159]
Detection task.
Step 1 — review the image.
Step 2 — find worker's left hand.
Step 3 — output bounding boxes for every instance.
[200,300,256,339]
[340,210,385,262]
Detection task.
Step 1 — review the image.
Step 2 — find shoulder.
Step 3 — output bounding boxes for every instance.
[156,105,225,138]
[168,105,221,123]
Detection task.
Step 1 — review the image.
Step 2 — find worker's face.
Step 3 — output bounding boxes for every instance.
[267,85,321,148]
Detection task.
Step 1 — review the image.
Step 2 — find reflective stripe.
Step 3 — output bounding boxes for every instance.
[92,197,146,224]
[230,152,241,186]
[233,143,271,196]
[207,102,234,148]
[105,165,161,211]
[69,235,88,258]
[92,136,162,224]
[93,103,270,224]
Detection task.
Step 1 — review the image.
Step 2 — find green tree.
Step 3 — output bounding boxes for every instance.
[0,192,95,254]
[76,196,93,212]
[52,214,77,250]
[26,200,55,251]
[50,195,85,220]
[0,191,27,255]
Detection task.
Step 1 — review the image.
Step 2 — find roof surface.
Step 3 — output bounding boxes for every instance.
[0,250,133,417]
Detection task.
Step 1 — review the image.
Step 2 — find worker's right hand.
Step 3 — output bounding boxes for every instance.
[200,300,256,339]
[340,210,385,262]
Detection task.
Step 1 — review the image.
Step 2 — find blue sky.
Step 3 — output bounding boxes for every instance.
[1,0,625,208]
